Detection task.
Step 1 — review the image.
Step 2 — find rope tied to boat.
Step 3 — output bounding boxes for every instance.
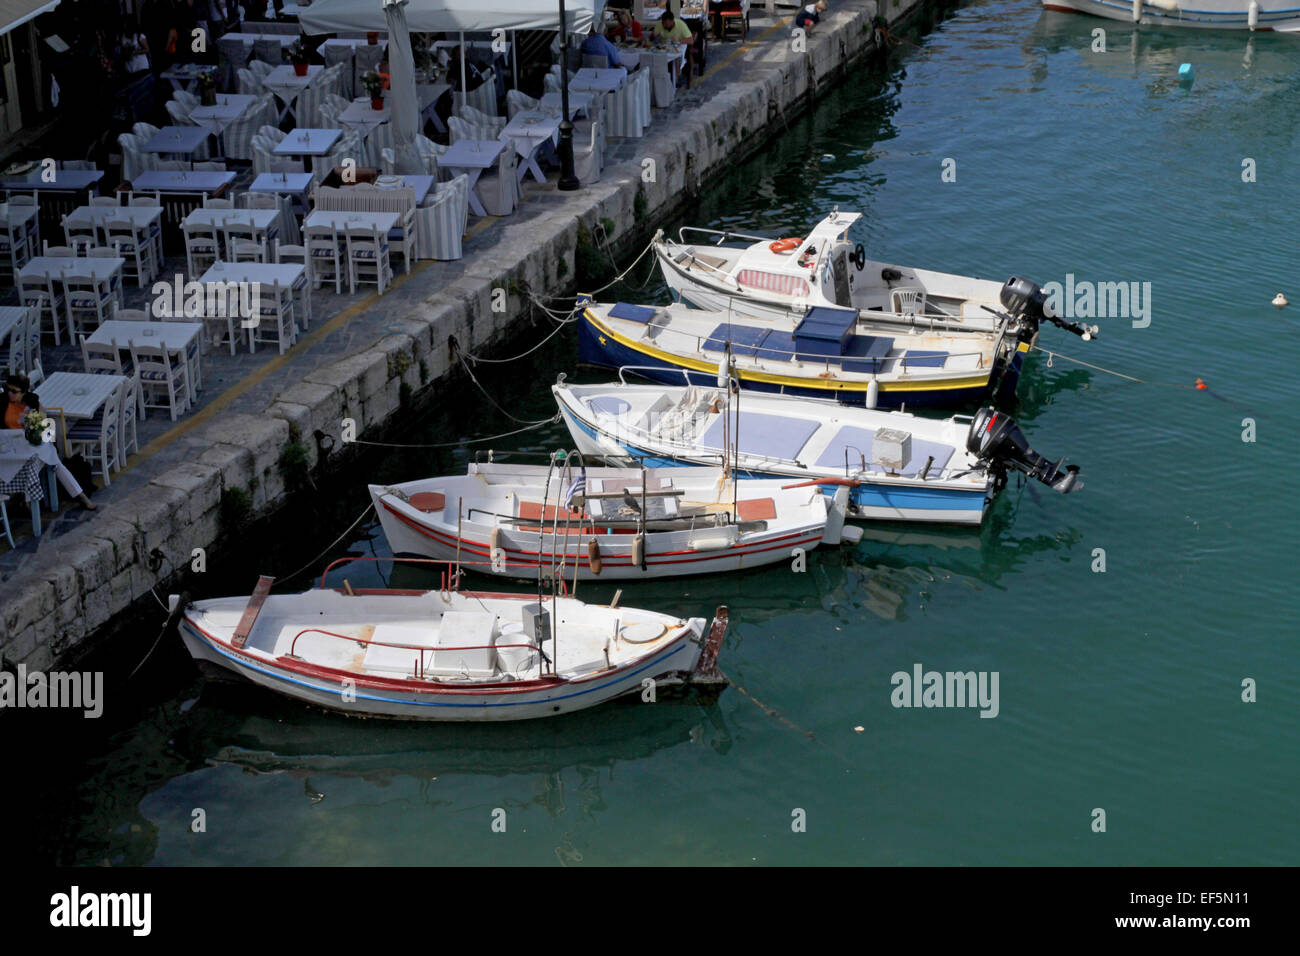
[1030,345,1203,390]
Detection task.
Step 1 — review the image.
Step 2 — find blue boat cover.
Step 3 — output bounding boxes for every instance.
[702,323,771,356]
[794,306,857,356]
[902,350,948,368]
[814,425,956,477]
[608,302,657,324]
[700,410,820,462]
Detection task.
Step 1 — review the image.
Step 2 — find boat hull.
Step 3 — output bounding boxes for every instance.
[577,309,998,410]
[1041,0,1300,30]
[179,605,705,722]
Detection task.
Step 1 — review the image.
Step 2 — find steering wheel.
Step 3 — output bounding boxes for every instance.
[852,244,866,271]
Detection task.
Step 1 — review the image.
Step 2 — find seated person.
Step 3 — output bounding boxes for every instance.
[652,11,696,82]
[795,0,829,33]
[580,24,628,71]
[2,373,97,512]
[434,49,486,129]
[607,10,645,46]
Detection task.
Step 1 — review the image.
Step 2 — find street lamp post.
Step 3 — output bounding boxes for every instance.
[557,0,580,191]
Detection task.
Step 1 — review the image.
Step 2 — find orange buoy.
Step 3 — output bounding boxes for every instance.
[1195,378,1208,390]
[768,238,801,254]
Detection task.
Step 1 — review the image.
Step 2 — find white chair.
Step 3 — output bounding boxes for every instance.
[582,54,610,69]
[241,192,278,210]
[117,133,158,184]
[253,139,305,176]
[80,335,129,376]
[304,223,344,294]
[477,140,519,217]
[58,215,96,256]
[253,36,286,66]
[365,122,395,169]
[0,218,30,281]
[258,125,287,146]
[321,43,355,97]
[41,243,75,256]
[466,66,498,116]
[174,90,200,112]
[20,273,64,349]
[132,122,162,142]
[182,220,220,277]
[448,115,498,144]
[237,67,263,96]
[274,243,312,329]
[204,197,234,209]
[249,282,296,354]
[115,308,151,322]
[89,197,119,208]
[573,120,603,184]
[506,90,539,120]
[224,94,275,161]
[105,217,158,286]
[457,104,506,135]
[194,161,228,171]
[425,175,468,260]
[117,376,141,467]
[344,224,391,295]
[0,494,13,549]
[130,339,190,421]
[384,202,417,276]
[63,273,115,342]
[0,308,29,374]
[65,379,124,486]
[157,312,203,392]
[891,288,926,315]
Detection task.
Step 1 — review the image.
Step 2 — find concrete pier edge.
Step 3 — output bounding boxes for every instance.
[2,0,943,673]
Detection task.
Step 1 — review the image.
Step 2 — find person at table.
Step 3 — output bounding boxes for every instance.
[580,24,629,72]
[607,10,646,47]
[434,48,487,130]
[652,12,695,81]
[795,0,829,33]
[2,374,97,513]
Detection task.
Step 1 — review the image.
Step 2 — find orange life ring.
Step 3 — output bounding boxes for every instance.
[769,238,801,254]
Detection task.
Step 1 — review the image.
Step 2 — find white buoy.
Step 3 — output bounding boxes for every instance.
[1273,293,1288,308]
[1249,0,1260,30]
[866,378,879,409]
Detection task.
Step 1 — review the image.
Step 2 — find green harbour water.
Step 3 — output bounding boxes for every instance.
[27,1,1299,865]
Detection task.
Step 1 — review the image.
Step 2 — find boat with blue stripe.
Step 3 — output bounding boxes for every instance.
[553,376,1083,526]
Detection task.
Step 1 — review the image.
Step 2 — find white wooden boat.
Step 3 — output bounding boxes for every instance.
[1042,0,1300,31]
[652,211,1098,343]
[175,572,728,721]
[554,377,1082,527]
[369,461,854,581]
[576,297,1025,409]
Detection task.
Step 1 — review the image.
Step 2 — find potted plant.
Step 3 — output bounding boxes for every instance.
[196,68,220,106]
[361,71,386,111]
[289,40,310,77]
[21,408,46,447]
[367,31,380,45]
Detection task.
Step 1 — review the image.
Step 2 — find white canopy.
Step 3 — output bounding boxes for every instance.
[299,0,606,36]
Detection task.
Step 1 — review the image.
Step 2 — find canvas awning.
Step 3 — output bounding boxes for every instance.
[299,0,605,36]
[0,0,60,37]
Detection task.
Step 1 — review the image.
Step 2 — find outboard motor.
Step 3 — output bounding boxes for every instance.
[998,276,1099,341]
[967,407,1082,495]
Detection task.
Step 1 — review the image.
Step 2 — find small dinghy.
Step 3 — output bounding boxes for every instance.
[553,377,1083,526]
[653,210,1098,343]
[175,565,729,721]
[577,298,1026,409]
[369,458,854,582]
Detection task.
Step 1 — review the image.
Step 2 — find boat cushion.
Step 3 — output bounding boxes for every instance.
[408,491,445,513]
[815,425,956,477]
[736,497,777,521]
[902,350,948,368]
[608,301,656,324]
[700,410,819,462]
[701,322,769,357]
[518,501,585,521]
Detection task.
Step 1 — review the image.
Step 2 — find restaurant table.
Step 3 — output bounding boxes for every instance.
[131,171,236,195]
[338,99,391,134]
[141,126,213,166]
[0,169,104,194]
[88,320,203,392]
[199,261,309,349]
[538,92,594,120]
[417,82,452,132]
[160,63,209,91]
[37,371,128,421]
[249,172,314,223]
[262,65,325,123]
[183,207,282,258]
[18,257,126,338]
[0,429,62,534]
[189,94,257,156]
[63,205,164,268]
[273,128,343,173]
[303,210,400,233]
[382,175,435,206]
[572,68,628,92]
[499,112,561,184]
[439,140,505,217]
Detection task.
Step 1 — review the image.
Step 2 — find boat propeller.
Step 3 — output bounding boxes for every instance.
[990,276,1100,341]
[967,407,1082,495]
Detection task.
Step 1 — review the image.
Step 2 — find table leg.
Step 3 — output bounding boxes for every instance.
[29,495,40,535]
[47,464,58,511]
[463,169,487,217]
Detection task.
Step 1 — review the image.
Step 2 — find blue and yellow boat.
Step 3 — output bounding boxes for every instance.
[576,299,1028,409]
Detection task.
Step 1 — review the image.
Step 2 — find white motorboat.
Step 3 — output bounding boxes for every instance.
[175,570,729,721]
[1042,0,1300,32]
[553,376,1082,527]
[369,459,855,582]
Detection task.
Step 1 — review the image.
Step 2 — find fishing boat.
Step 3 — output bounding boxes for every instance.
[368,459,856,582]
[1042,0,1300,32]
[651,210,1099,344]
[174,564,729,721]
[553,375,1082,526]
[577,298,1026,408]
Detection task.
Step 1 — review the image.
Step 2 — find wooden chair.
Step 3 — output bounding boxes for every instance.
[304,223,344,294]
[344,224,391,295]
[65,379,124,487]
[130,339,190,421]
[248,282,296,355]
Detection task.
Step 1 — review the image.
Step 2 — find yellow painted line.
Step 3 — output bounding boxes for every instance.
[700,16,793,82]
[585,309,991,394]
[117,265,429,475]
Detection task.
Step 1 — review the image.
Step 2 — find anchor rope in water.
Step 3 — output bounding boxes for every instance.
[524,234,661,303]
[453,343,559,425]
[277,502,377,587]
[344,417,560,449]
[1030,344,1197,389]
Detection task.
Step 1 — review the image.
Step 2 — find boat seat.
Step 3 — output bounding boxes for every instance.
[690,252,727,270]
[607,301,656,323]
[587,396,631,418]
[425,611,499,678]
[814,425,956,477]
[363,623,439,677]
[736,497,777,521]
[700,410,819,463]
[702,322,770,356]
[408,491,446,512]
[518,501,586,521]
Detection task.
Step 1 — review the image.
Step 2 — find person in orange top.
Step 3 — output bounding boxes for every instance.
[3,373,97,511]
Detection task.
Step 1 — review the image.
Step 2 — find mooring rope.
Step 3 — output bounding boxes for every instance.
[344,417,561,449]
[1030,344,1201,390]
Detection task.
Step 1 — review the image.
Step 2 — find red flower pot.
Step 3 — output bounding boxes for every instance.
[293,62,309,77]
[371,97,385,111]
[367,32,379,45]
